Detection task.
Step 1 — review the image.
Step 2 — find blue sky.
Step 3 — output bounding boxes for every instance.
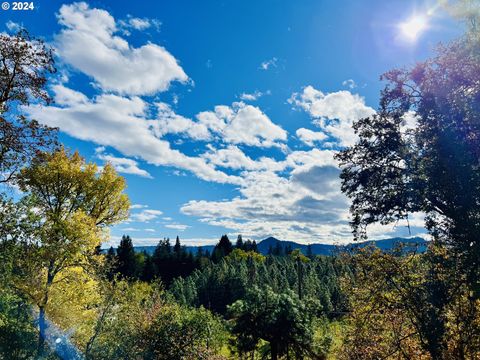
[4,0,465,246]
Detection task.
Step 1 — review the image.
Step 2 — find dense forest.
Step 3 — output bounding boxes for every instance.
[1,6,480,360]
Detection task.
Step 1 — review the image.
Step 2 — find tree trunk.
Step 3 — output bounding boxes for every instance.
[271,342,278,360]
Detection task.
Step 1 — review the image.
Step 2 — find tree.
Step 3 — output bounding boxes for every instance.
[0,30,57,185]
[116,235,137,279]
[335,31,480,358]
[335,34,480,286]
[211,235,233,262]
[141,253,155,282]
[228,286,320,360]
[235,234,244,250]
[15,148,129,355]
[173,236,181,256]
[251,240,258,253]
[340,247,480,359]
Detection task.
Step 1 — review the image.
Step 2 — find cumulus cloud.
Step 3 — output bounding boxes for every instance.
[26,89,243,185]
[153,102,287,148]
[181,149,356,243]
[55,2,188,95]
[152,103,211,140]
[296,128,328,146]
[239,90,267,101]
[201,145,285,172]
[289,85,375,146]
[196,102,287,148]
[96,147,152,178]
[130,209,163,222]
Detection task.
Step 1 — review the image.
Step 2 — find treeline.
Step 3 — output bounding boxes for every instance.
[106,234,259,285]
[107,233,349,317]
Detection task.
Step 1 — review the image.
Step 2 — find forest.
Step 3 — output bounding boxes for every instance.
[1,6,480,360]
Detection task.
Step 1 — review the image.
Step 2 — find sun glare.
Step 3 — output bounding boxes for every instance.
[399,15,428,41]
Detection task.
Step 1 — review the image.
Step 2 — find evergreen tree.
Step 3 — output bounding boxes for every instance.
[211,235,233,262]
[228,286,320,360]
[236,234,244,250]
[116,235,137,279]
[251,240,258,253]
[173,236,181,256]
[141,253,155,282]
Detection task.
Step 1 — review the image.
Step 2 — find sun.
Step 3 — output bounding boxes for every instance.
[399,15,428,41]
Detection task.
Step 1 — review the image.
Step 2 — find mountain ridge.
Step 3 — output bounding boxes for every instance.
[131,236,427,256]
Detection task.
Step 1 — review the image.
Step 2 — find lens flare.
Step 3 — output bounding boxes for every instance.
[399,15,428,41]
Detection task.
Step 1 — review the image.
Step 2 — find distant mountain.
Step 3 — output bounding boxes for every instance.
[257,236,426,255]
[130,236,427,256]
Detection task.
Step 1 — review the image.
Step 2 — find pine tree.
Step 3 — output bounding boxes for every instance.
[116,235,137,279]
[174,236,181,256]
[141,253,155,282]
[212,235,233,262]
[236,235,244,250]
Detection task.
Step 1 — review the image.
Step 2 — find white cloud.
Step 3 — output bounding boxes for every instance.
[130,209,163,222]
[342,79,357,89]
[26,90,243,185]
[131,204,148,209]
[96,147,152,178]
[259,57,277,70]
[201,145,285,172]
[181,148,357,243]
[55,2,188,95]
[119,16,161,32]
[52,84,89,106]
[152,101,287,148]
[400,110,419,134]
[289,85,376,146]
[296,128,328,146]
[103,236,219,248]
[122,227,155,232]
[6,21,21,32]
[196,102,287,148]
[165,223,190,231]
[152,103,211,140]
[239,90,267,101]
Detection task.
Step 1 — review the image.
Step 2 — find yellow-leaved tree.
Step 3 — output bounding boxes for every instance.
[15,148,129,355]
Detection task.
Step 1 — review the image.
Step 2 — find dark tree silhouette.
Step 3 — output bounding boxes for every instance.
[0,30,57,185]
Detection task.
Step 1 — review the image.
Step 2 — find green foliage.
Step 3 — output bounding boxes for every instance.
[0,291,37,359]
[84,280,227,360]
[212,235,233,262]
[142,305,227,360]
[335,28,480,359]
[228,286,321,359]
[171,253,349,317]
[116,235,137,279]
